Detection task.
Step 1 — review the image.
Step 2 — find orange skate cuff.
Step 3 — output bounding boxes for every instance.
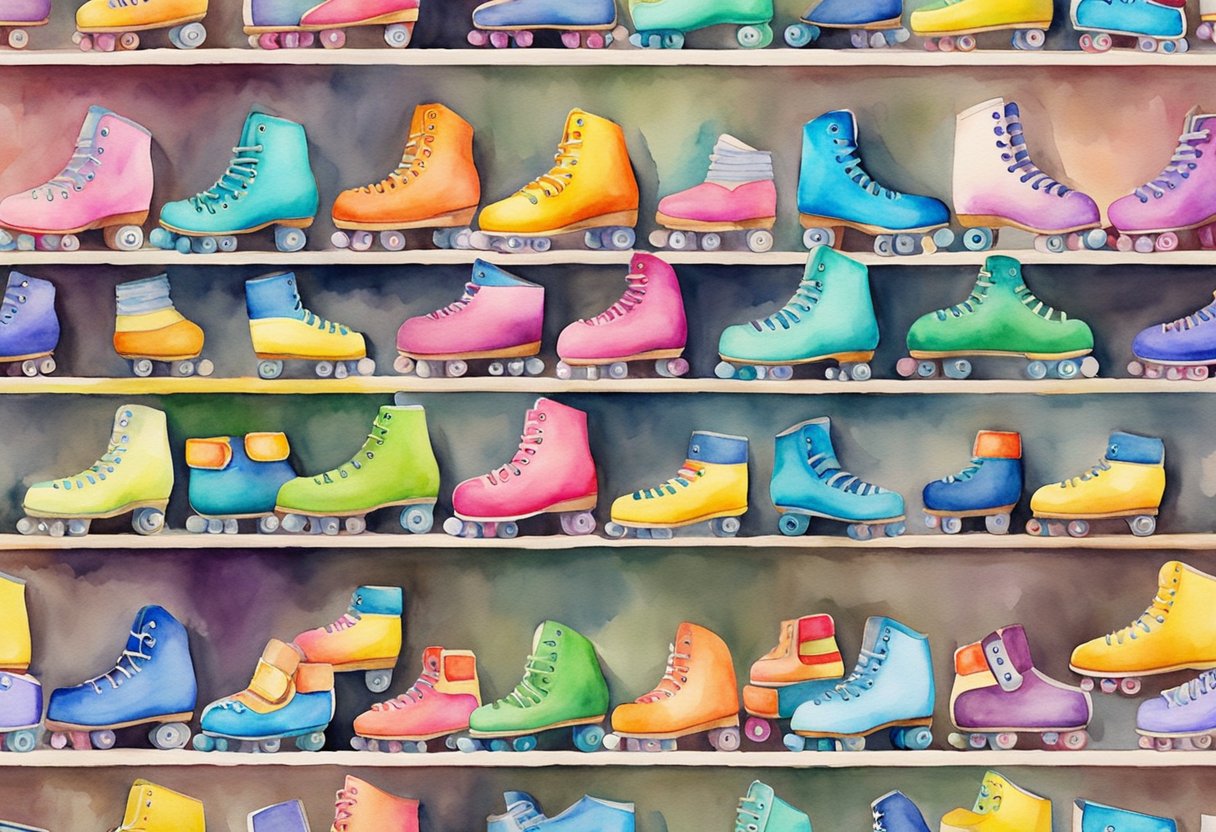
[185,438,232,470]
[246,432,290,462]
[295,662,335,693]
[974,431,1021,459]
[954,642,987,675]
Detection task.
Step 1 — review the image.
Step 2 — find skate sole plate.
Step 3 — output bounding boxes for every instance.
[473,20,617,30]
[245,8,418,32]
[802,16,902,29]
[910,20,1050,36]
[794,716,932,739]
[799,213,945,236]
[334,206,478,232]
[612,715,739,740]
[274,497,437,518]
[956,214,1100,235]
[160,217,313,236]
[1033,508,1159,520]
[24,498,169,521]
[469,715,604,738]
[78,13,205,32]
[909,349,1093,361]
[45,711,194,732]
[201,724,328,742]
[357,728,463,742]
[1,351,54,362]
[1113,212,1216,236]
[1070,660,1216,678]
[479,209,638,238]
[611,509,747,529]
[1,210,149,237]
[255,351,368,362]
[562,347,684,366]
[656,212,775,233]
[719,350,875,367]
[954,722,1088,733]
[401,342,541,362]
[453,494,597,524]
[924,504,1016,518]
[776,507,905,525]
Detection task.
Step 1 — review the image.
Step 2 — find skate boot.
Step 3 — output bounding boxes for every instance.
[650,135,776,253]
[460,620,610,752]
[395,260,545,379]
[1074,802,1176,832]
[152,110,318,254]
[1137,669,1216,750]
[329,777,419,832]
[0,106,151,253]
[786,616,933,751]
[910,0,1049,47]
[556,252,688,381]
[444,398,598,539]
[473,109,638,252]
[113,275,212,378]
[332,104,481,251]
[606,621,741,752]
[186,433,296,534]
[469,0,619,47]
[731,783,809,832]
[75,0,206,49]
[1200,0,1216,40]
[246,272,374,379]
[0,572,31,674]
[872,791,931,832]
[19,404,172,537]
[109,781,205,832]
[897,256,1098,381]
[954,98,1105,252]
[628,0,773,47]
[46,605,195,750]
[498,796,633,832]
[194,639,334,753]
[943,774,1050,832]
[249,801,310,832]
[785,0,907,47]
[1109,109,1216,253]
[742,613,845,743]
[1071,0,1186,52]
[797,111,952,256]
[292,585,402,693]
[352,646,481,752]
[276,405,440,534]
[296,0,419,47]
[242,0,319,46]
[0,573,41,754]
[1072,561,1216,695]
[0,273,58,377]
[948,624,1092,751]
[0,0,49,48]
[604,431,748,539]
[1129,290,1216,381]
[1026,431,1164,537]
[487,792,546,832]
[770,416,906,539]
[922,430,1022,534]
[717,247,877,382]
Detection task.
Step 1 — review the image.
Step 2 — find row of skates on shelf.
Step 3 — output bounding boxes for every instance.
[9,559,1216,757]
[9,398,1168,540]
[8,99,1216,260]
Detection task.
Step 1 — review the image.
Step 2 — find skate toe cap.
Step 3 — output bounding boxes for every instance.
[1068,638,1115,673]
[74,0,109,27]
[471,1,517,26]
[741,684,779,717]
[274,477,322,513]
[1134,693,1172,732]
[555,321,599,361]
[608,702,653,734]
[476,196,545,235]
[330,190,378,225]
[1106,193,1150,232]
[158,199,203,232]
[450,477,494,518]
[22,482,67,514]
[940,809,985,832]
[716,322,765,360]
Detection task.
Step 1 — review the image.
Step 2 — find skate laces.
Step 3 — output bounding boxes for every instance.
[637,638,691,702]
[519,133,582,204]
[292,295,351,335]
[735,793,766,832]
[807,446,888,496]
[1133,125,1208,201]
[834,138,898,200]
[1104,582,1174,644]
[1162,297,1216,331]
[362,128,427,192]
[587,275,646,326]
[938,275,1069,323]
[817,646,885,702]
[378,665,439,710]
[1168,669,1216,706]
[54,415,129,490]
[485,410,543,483]
[750,279,822,331]
[322,610,361,633]
[314,414,389,484]
[1059,457,1111,488]
[429,283,480,319]
[502,639,559,708]
[872,804,887,832]
[37,135,101,201]
[505,798,544,827]
[634,460,704,499]
[333,786,359,831]
[188,145,261,213]
[998,111,1070,196]
[1,281,27,325]
[939,458,983,483]
[84,626,155,693]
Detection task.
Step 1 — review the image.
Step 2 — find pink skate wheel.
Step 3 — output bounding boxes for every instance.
[561,31,583,48]
[922,37,938,51]
[1154,231,1179,252]
[1120,678,1142,696]
[467,29,490,46]
[1078,32,1096,51]
[1199,223,1216,249]
[282,31,301,47]
[1114,235,1134,252]
[1187,365,1210,381]
[585,31,606,47]
[1199,21,1214,39]
[744,717,772,743]
[94,32,117,51]
[299,32,316,46]
[74,32,93,50]
[895,357,919,378]
[258,32,281,49]
[489,30,510,47]
[1094,31,1113,50]
[513,29,534,46]
[7,28,29,49]
[956,34,976,50]
[938,35,955,51]
[320,28,346,48]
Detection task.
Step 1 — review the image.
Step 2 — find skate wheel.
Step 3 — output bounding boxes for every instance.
[736,24,767,47]
[709,726,741,751]
[378,230,407,251]
[1062,730,1089,750]
[850,29,869,48]
[345,230,373,252]
[344,515,367,535]
[489,30,510,47]
[1120,678,1142,696]
[116,31,139,50]
[711,516,742,537]
[1098,677,1118,694]
[1200,21,1214,39]
[1190,733,1214,750]
[298,732,324,752]
[190,236,218,255]
[258,360,284,380]
[916,360,940,379]
[1155,231,1180,252]
[955,33,976,50]
[560,511,596,536]
[746,229,774,252]
[7,28,30,49]
[91,730,117,750]
[174,359,196,377]
[875,235,895,257]
[1055,359,1080,380]
[840,735,866,751]
[194,358,214,377]
[923,513,940,530]
[275,226,307,252]
[940,516,962,535]
[783,22,818,47]
[320,28,346,48]
[507,735,536,752]
[607,361,629,379]
[961,227,994,251]
[803,227,835,248]
[744,717,772,742]
[608,227,636,250]
[846,523,873,541]
[104,224,144,251]
[658,357,689,378]
[169,22,206,48]
[132,507,165,535]
[401,504,434,534]
[778,512,810,536]
[1066,519,1090,538]
[573,723,604,752]
[5,729,37,752]
[847,362,872,381]
[364,668,392,693]
[946,732,968,750]
[700,232,722,251]
[993,732,1017,750]
[257,514,280,534]
[467,29,490,46]
[66,518,91,537]
[782,733,807,752]
[1025,360,1048,380]
[1127,360,1146,377]
[604,521,627,539]
[984,513,1011,535]
[205,518,224,534]
[315,361,334,379]
[445,359,468,378]
[130,358,155,378]
[1155,736,1175,751]
[1187,365,1211,381]
[149,722,191,750]
[942,358,971,380]
[561,30,583,48]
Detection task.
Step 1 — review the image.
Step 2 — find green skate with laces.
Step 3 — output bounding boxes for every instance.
[897,255,1098,381]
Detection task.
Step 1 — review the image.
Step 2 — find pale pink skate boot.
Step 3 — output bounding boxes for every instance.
[953,97,1106,254]
[298,0,419,48]
[395,260,545,379]
[0,106,152,253]
[443,397,598,539]
[555,252,688,380]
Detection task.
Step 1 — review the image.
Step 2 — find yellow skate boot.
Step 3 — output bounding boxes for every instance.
[1026,431,1165,538]
[113,275,212,378]
[0,572,31,673]
[112,780,205,832]
[909,0,1051,50]
[942,772,1051,832]
[475,109,639,252]
[1071,561,1216,696]
[75,0,208,50]
[742,613,845,743]
[605,431,747,539]
[292,586,403,693]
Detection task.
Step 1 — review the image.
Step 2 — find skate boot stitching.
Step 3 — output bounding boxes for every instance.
[811,643,887,704]
[308,411,393,484]
[734,792,767,832]
[999,109,1071,197]
[26,129,106,204]
[187,144,263,215]
[84,622,156,694]
[1133,125,1207,202]
[353,127,430,194]
[517,130,583,205]
[635,636,692,702]
[50,410,131,491]
[1103,569,1176,645]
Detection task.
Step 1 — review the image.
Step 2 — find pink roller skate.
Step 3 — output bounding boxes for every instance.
[0,106,152,253]
[443,398,598,539]
[299,0,420,47]
[555,252,688,380]
[0,0,49,48]
[395,260,545,379]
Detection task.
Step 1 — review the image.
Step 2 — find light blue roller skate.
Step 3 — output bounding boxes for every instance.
[185,432,298,534]
[1071,0,1187,53]
[785,0,909,48]
[1073,802,1176,832]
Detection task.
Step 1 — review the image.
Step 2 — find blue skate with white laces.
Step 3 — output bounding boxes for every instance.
[1071,0,1187,53]
[785,0,908,48]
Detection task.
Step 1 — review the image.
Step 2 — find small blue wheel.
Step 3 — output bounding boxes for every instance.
[961,227,994,251]
[148,227,175,250]
[193,734,216,752]
[662,31,685,48]
[783,22,818,47]
[778,513,810,536]
[489,739,511,752]
[175,237,192,254]
[573,723,605,752]
[782,733,806,751]
[190,236,218,254]
[433,228,454,248]
[899,726,933,749]
[511,735,537,752]
[1055,359,1080,379]
[400,504,434,534]
[456,736,482,752]
[275,226,307,252]
[296,731,326,751]
[6,729,37,753]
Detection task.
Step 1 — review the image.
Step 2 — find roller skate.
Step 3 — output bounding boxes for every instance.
[0,273,58,378]
[352,647,480,752]
[1074,802,1176,832]
[242,0,318,47]
[194,639,333,753]
[785,0,907,48]
[897,256,1098,381]
[0,106,151,253]
[395,261,544,379]
[74,0,207,49]
[716,247,878,382]
[872,792,932,832]
[1200,0,1216,40]
[742,614,845,743]
[650,135,776,253]
[113,275,213,378]
[770,417,906,540]
[910,0,1048,48]
[729,784,809,832]
[948,624,1092,751]
[785,616,934,751]
[488,793,548,831]
[329,777,419,832]
[556,252,688,381]
[469,0,620,47]
[1109,108,1216,253]
[1137,669,1216,750]
[1026,431,1164,537]
[459,620,610,752]
[1128,290,1216,381]
[332,104,480,252]
[0,824,45,832]
[249,801,310,832]
[797,111,952,256]
[954,98,1106,252]
[0,573,41,754]
[472,109,638,253]
[19,404,172,538]
[0,0,49,48]
[1071,0,1186,52]
[244,0,418,47]
[604,431,747,539]
[107,781,205,832]
[151,111,317,254]
[276,405,440,535]
[444,398,598,539]
[46,605,196,751]
[628,0,773,47]
[605,622,740,752]
[922,431,1022,535]
[246,273,374,380]
[1071,561,1216,696]
[941,773,1051,832]
[292,585,402,694]
[186,433,296,534]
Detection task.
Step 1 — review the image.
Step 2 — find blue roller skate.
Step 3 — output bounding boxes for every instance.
[186,432,298,535]
[469,0,620,48]
[785,0,908,48]
[1071,0,1187,53]
[922,430,1023,535]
